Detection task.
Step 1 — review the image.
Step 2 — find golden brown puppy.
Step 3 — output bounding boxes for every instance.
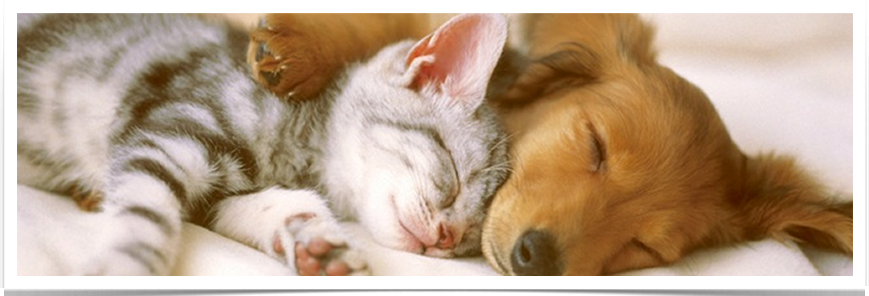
[480,14,852,275]
[244,13,852,276]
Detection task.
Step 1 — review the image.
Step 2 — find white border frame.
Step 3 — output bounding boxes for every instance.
[3,0,866,291]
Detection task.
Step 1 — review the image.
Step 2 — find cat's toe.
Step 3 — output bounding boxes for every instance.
[305,237,335,257]
[324,260,350,276]
[294,242,323,276]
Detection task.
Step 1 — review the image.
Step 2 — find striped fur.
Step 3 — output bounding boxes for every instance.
[17,14,509,275]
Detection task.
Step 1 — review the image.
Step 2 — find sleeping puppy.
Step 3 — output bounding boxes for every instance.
[480,14,853,275]
[246,13,853,276]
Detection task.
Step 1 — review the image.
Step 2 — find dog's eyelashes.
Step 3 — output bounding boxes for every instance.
[631,238,665,263]
[588,124,606,173]
[590,136,605,172]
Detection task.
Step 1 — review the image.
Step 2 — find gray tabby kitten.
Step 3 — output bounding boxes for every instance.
[17,13,509,275]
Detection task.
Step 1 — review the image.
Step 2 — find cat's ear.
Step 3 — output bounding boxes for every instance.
[403,14,507,110]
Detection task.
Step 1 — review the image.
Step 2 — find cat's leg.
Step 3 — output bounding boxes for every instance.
[210,187,369,276]
[17,184,179,276]
[17,129,182,275]
[87,170,185,275]
[28,170,185,275]
[248,14,428,100]
[79,131,223,275]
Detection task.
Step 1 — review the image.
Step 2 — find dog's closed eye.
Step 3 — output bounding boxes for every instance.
[631,238,664,263]
[588,123,606,173]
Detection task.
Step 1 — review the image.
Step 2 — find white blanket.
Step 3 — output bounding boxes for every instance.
[16,13,853,276]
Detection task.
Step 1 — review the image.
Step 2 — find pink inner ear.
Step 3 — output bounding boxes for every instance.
[405,14,503,100]
[405,34,439,90]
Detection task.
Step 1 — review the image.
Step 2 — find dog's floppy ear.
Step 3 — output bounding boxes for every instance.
[738,153,852,255]
[488,45,600,105]
[488,14,656,106]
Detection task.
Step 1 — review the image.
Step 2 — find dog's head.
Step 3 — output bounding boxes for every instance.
[481,14,852,276]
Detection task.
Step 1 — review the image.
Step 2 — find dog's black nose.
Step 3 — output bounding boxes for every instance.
[511,229,562,276]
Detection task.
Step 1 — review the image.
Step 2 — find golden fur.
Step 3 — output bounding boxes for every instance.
[480,14,852,275]
[245,13,852,276]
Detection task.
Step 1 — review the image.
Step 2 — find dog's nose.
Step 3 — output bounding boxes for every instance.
[511,229,562,276]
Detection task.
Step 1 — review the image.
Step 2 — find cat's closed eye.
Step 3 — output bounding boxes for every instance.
[438,164,460,209]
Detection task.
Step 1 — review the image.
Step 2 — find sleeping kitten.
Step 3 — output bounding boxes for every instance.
[17,13,509,275]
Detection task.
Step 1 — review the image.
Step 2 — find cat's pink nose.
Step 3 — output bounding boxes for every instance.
[435,224,456,249]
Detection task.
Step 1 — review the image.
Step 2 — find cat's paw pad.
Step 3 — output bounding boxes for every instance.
[291,237,368,276]
[272,213,369,276]
[248,18,335,101]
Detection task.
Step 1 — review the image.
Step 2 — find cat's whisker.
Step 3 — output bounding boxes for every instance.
[486,132,514,155]
[480,160,514,174]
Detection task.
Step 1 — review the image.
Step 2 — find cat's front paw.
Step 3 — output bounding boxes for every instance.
[273,212,369,276]
[211,188,370,275]
[247,17,338,101]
